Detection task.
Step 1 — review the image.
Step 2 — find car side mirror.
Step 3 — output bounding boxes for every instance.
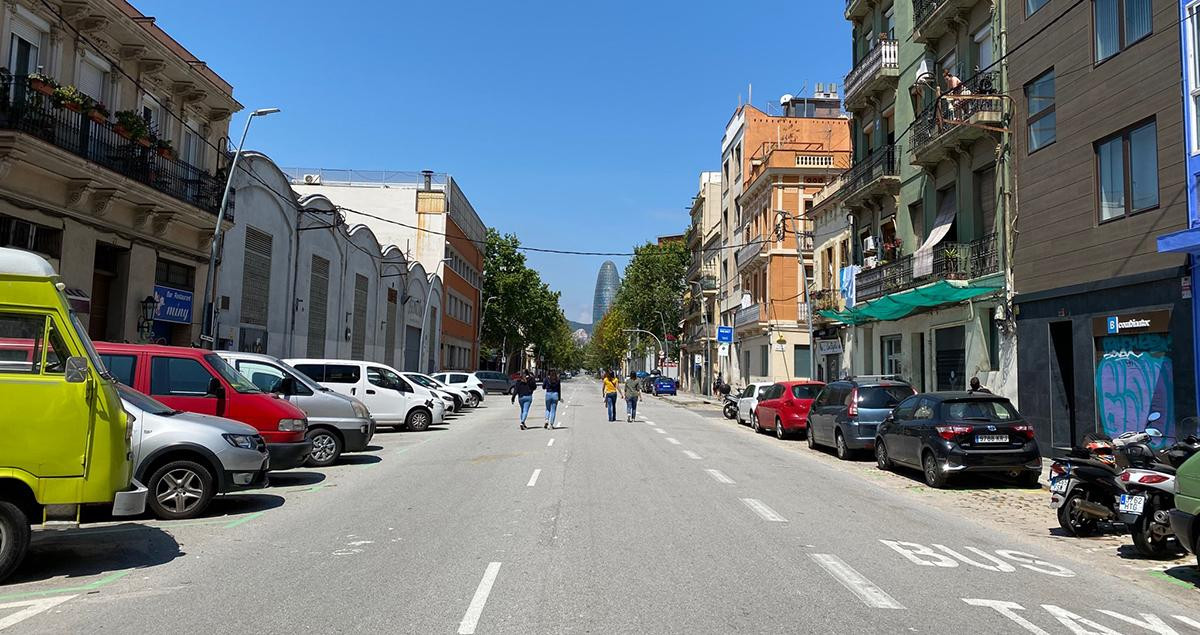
[64,356,89,384]
[206,377,226,398]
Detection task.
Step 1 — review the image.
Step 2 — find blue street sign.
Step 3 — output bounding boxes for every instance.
[717,326,733,343]
[153,285,194,324]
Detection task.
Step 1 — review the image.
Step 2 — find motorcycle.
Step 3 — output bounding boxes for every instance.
[1118,432,1200,558]
[722,393,738,420]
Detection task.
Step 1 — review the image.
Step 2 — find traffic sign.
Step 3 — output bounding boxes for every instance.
[717,326,733,343]
[718,343,730,357]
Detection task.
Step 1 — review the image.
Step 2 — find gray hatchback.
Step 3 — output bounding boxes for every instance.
[806,378,916,460]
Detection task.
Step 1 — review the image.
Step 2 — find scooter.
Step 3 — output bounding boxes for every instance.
[723,393,738,420]
[1118,432,1200,558]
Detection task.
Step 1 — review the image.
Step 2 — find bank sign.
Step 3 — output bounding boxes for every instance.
[1093,309,1170,337]
[154,285,193,324]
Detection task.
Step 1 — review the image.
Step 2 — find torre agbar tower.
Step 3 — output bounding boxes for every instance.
[593,260,620,327]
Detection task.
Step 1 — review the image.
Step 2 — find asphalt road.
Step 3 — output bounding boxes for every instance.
[2,378,1198,633]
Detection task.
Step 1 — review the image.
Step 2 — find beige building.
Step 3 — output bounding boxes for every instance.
[681,171,720,395]
[808,174,855,383]
[0,0,240,344]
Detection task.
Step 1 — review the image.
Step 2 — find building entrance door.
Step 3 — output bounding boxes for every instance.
[934,325,965,391]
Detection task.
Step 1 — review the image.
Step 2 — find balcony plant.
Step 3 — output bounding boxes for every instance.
[88,100,110,124]
[941,246,963,278]
[51,85,89,112]
[27,72,57,96]
[155,137,174,159]
[114,110,150,145]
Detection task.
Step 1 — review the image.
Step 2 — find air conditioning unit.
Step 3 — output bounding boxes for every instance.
[303,174,321,185]
[862,235,878,253]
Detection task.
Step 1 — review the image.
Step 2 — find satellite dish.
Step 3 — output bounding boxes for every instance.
[780,94,794,106]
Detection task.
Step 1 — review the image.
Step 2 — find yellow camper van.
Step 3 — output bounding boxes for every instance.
[0,247,146,582]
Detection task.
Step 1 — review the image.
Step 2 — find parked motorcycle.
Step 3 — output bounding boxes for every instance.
[1118,432,1200,558]
[723,393,738,420]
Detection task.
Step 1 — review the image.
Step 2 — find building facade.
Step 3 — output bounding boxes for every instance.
[1012,0,1195,449]
[592,260,620,327]
[0,0,239,345]
[682,171,721,394]
[808,172,855,383]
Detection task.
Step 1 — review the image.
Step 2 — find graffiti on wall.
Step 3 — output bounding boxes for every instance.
[1095,333,1173,445]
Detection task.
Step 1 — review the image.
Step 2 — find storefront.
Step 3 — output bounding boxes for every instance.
[1091,310,1176,442]
[814,329,846,383]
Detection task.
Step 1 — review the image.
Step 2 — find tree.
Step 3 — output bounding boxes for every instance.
[613,239,689,349]
[481,228,568,372]
[586,306,629,370]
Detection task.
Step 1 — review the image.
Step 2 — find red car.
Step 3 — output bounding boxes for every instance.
[94,343,312,470]
[753,380,825,439]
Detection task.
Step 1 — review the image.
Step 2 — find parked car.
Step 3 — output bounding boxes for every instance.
[807,377,915,460]
[753,381,824,439]
[96,343,312,470]
[287,359,445,431]
[218,352,375,467]
[120,384,269,520]
[473,371,512,394]
[874,392,1041,488]
[0,247,147,583]
[432,371,486,405]
[736,382,775,427]
[403,372,470,411]
[650,376,677,396]
[1170,451,1200,568]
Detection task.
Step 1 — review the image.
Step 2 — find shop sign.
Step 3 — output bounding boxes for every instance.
[816,339,843,355]
[1092,309,1170,337]
[153,285,193,324]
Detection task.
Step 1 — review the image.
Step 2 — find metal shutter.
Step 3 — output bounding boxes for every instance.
[307,255,329,358]
[352,274,368,360]
[385,288,398,367]
[240,227,272,326]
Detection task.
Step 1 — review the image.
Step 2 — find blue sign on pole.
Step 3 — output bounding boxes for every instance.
[153,285,194,324]
[717,326,733,343]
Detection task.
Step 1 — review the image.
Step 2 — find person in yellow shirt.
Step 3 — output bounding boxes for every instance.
[602,370,620,421]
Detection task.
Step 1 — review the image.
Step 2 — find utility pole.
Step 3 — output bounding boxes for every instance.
[778,205,816,380]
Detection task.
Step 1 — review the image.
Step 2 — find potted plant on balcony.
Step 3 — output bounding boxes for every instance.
[881,238,903,263]
[88,100,110,124]
[155,137,174,159]
[114,110,150,146]
[51,85,89,112]
[27,72,57,97]
[941,246,963,279]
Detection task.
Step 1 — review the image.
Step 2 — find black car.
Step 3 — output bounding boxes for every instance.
[874,392,1041,488]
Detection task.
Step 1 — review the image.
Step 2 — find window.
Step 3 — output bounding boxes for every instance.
[1027,0,1050,16]
[101,354,137,386]
[156,259,195,289]
[943,399,1018,422]
[0,213,62,259]
[0,313,44,374]
[913,398,936,420]
[1189,3,1200,153]
[760,345,768,376]
[1025,69,1055,152]
[794,345,811,378]
[857,385,913,409]
[238,361,285,393]
[150,357,216,396]
[881,336,902,376]
[1097,120,1158,221]
[884,5,895,40]
[44,320,71,374]
[792,384,821,400]
[7,12,47,76]
[1094,0,1152,63]
[325,365,361,384]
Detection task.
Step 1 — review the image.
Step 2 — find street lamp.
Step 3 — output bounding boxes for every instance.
[689,280,712,396]
[622,328,663,373]
[137,295,156,343]
[417,257,452,372]
[200,107,280,349]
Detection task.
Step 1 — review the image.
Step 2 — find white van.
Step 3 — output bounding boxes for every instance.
[286,359,445,431]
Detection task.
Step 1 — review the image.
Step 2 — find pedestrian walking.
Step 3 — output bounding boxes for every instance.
[602,370,620,421]
[544,370,562,429]
[510,371,537,430]
[624,372,641,422]
[968,377,992,394]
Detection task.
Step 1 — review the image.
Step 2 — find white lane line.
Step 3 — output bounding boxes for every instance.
[809,554,905,610]
[0,595,79,630]
[705,468,734,484]
[682,450,702,460]
[547,438,555,447]
[458,562,502,634]
[740,498,788,522]
[666,437,681,445]
[654,428,667,434]
[644,420,655,425]
[526,469,541,487]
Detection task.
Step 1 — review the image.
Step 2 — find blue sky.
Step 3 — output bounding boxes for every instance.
[137,0,850,325]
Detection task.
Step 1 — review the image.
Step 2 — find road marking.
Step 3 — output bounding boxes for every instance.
[654,428,666,434]
[666,437,681,445]
[0,595,78,631]
[682,450,702,460]
[223,510,266,529]
[458,562,502,634]
[0,570,130,603]
[644,421,655,425]
[740,498,787,522]
[962,599,1047,634]
[809,554,905,610]
[526,469,541,487]
[705,469,734,484]
[547,438,555,447]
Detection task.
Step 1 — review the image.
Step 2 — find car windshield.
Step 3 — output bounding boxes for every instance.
[792,384,821,399]
[943,399,1019,422]
[205,354,262,394]
[117,383,176,415]
[857,385,914,409]
[407,374,440,389]
[274,358,326,392]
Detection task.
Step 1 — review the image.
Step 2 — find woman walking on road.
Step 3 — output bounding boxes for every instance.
[624,372,641,422]
[544,370,562,429]
[602,370,620,422]
[511,371,537,430]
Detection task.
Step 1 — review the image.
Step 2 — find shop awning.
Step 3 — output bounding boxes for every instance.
[817,278,1003,325]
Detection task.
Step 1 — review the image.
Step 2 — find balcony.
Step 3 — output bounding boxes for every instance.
[842,146,900,208]
[813,288,842,314]
[843,40,899,111]
[734,303,767,329]
[855,233,1000,304]
[908,72,1004,166]
[846,0,871,19]
[746,143,852,187]
[0,75,222,215]
[687,323,717,344]
[912,0,976,43]
[736,233,767,269]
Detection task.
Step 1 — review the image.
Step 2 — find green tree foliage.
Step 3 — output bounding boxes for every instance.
[613,239,689,346]
[480,228,572,371]
[586,306,629,370]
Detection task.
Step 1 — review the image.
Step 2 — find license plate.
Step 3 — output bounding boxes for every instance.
[975,434,1008,443]
[1049,478,1069,493]
[1117,494,1145,515]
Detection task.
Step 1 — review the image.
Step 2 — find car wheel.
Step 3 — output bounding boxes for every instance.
[407,408,432,431]
[751,412,760,433]
[148,460,215,520]
[305,428,343,468]
[775,419,786,440]
[835,429,852,460]
[875,439,893,471]
[1056,490,1098,537]
[921,452,947,489]
[0,501,30,584]
[807,422,817,449]
[467,392,481,408]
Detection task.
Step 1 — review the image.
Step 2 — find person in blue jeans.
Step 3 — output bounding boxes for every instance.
[510,371,537,430]
[543,370,562,429]
[602,370,620,421]
[624,372,641,422]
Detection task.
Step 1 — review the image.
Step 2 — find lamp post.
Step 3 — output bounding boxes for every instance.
[479,295,498,369]
[137,295,156,343]
[417,258,452,373]
[201,107,280,350]
[622,328,663,374]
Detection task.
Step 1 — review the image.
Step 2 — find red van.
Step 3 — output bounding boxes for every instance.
[94,343,312,470]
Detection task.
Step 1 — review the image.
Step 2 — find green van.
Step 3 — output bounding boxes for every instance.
[1171,451,1200,567]
[0,247,147,582]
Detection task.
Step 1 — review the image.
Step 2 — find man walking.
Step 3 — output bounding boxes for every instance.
[624,372,641,422]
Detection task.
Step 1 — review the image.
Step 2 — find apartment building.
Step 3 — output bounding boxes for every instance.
[728,93,851,384]
[0,0,240,344]
[1012,0,1194,449]
[809,173,855,383]
[833,0,1012,397]
[682,171,721,394]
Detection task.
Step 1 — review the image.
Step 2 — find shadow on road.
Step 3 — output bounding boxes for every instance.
[10,523,182,585]
[268,471,326,487]
[337,454,382,466]
[365,444,385,451]
[1160,564,1200,588]
[204,493,286,516]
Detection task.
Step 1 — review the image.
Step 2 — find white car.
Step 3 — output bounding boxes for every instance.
[432,371,486,405]
[286,359,445,431]
[407,372,479,409]
[736,382,775,427]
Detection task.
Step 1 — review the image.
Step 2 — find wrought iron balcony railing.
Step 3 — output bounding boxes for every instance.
[855,233,1000,304]
[844,39,898,107]
[909,71,1003,155]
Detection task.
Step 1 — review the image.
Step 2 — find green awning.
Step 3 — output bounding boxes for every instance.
[820,279,1003,325]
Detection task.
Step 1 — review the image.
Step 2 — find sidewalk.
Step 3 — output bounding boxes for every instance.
[653,391,723,411]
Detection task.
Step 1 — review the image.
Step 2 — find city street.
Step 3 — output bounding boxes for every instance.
[0,378,1195,634]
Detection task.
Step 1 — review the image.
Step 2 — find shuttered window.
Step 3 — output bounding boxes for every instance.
[240,227,272,326]
[385,288,398,367]
[352,274,368,360]
[975,165,996,235]
[307,255,329,358]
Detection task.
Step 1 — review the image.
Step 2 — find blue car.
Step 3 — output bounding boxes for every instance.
[651,376,677,396]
